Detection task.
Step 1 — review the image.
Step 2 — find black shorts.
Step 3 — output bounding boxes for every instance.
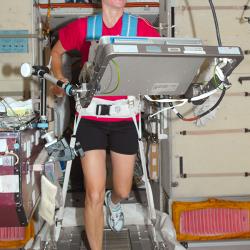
[76,119,138,155]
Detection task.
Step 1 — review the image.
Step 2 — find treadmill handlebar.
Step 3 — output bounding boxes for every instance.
[20,63,78,96]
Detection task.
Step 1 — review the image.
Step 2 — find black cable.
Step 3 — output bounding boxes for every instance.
[169,86,226,121]
[244,0,250,10]
[208,0,222,46]
[194,87,226,119]
[171,7,175,37]
[168,1,226,122]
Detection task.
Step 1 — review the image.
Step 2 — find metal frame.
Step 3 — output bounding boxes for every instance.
[53,105,164,248]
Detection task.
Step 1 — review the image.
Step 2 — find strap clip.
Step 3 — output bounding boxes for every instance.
[96,104,111,115]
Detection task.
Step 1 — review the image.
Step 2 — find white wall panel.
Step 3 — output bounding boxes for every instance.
[175,0,250,73]
[0,0,38,98]
[166,0,250,198]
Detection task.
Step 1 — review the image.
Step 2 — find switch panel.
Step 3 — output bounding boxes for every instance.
[0,30,28,53]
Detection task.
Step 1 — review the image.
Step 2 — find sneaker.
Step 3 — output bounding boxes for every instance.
[104,190,124,232]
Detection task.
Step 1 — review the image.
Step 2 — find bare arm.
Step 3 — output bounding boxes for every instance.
[51,40,67,96]
[51,40,66,80]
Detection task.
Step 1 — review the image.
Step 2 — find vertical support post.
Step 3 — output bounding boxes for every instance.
[37,21,49,129]
[159,0,172,37]
[54,158,73,241]
[158,0,175,212]
[159,103,167,212]
[38,21,47,121]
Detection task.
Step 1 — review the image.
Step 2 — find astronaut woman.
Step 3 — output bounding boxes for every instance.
[51,0,159,249]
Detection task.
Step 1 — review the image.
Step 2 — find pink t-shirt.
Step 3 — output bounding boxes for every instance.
[59,14,160,121]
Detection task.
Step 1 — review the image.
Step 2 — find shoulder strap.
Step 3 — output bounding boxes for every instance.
[86,13,103,41]
[87,12,138,41]
[121,13,138,36]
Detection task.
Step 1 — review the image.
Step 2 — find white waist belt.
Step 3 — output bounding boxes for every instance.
[76,96,140,118]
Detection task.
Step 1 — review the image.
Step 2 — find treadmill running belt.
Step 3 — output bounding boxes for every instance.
[55,225,154,250]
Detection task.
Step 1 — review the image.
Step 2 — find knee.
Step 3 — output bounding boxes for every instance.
[85,190,104,207]
[115,190,130,200]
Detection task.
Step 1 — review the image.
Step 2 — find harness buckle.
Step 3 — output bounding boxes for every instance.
[128,96,136,109]
[96,104,111,115]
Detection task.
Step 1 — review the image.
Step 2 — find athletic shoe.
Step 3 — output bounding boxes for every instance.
[104,190,124,232]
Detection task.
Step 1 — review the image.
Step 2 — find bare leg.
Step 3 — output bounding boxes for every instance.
[81,150,106,250]
[110,151,136,203]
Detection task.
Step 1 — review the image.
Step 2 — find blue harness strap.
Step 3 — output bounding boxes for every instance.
[86,12,138,41]
[86,13,103,40]
[121,12,138,36]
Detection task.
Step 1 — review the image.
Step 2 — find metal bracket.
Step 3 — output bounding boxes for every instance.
[179,156,187,178]
[239,76,250,84]
[244,17,250,23]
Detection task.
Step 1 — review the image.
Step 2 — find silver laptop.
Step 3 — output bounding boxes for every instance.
[89,37,243,96]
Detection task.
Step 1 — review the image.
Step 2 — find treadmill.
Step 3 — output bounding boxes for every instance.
[33,36,243,250]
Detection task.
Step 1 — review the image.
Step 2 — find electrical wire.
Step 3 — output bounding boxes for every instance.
[212,61,222,89]
[0,97,18,117]
[102,59,120,94]
[0,96,36,130]
[146,81,226,120]
[148,100,188,118]
[5,151,19,165]
[100,61,113,93]
[53,2,228,124]
[145,84,219,104]
[145,95,187,103]
[146,61,221,105]
[145,55,232,120]
[208,0,222,46]
[170,86,226,122]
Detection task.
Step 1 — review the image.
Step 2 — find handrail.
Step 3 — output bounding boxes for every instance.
[37,2,160,9]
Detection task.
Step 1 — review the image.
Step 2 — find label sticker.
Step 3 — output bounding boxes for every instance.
[168,47,181,53]
[0,139,7,153]
[184,46,206,54]
[146,46,162,53]
[0,175,19,193]
[151,83,179,94]
[0,155,14,166]
[218,47,241,55]
[113,45,138,53]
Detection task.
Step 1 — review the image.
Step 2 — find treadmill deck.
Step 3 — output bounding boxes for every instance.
[57,225,154,250]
